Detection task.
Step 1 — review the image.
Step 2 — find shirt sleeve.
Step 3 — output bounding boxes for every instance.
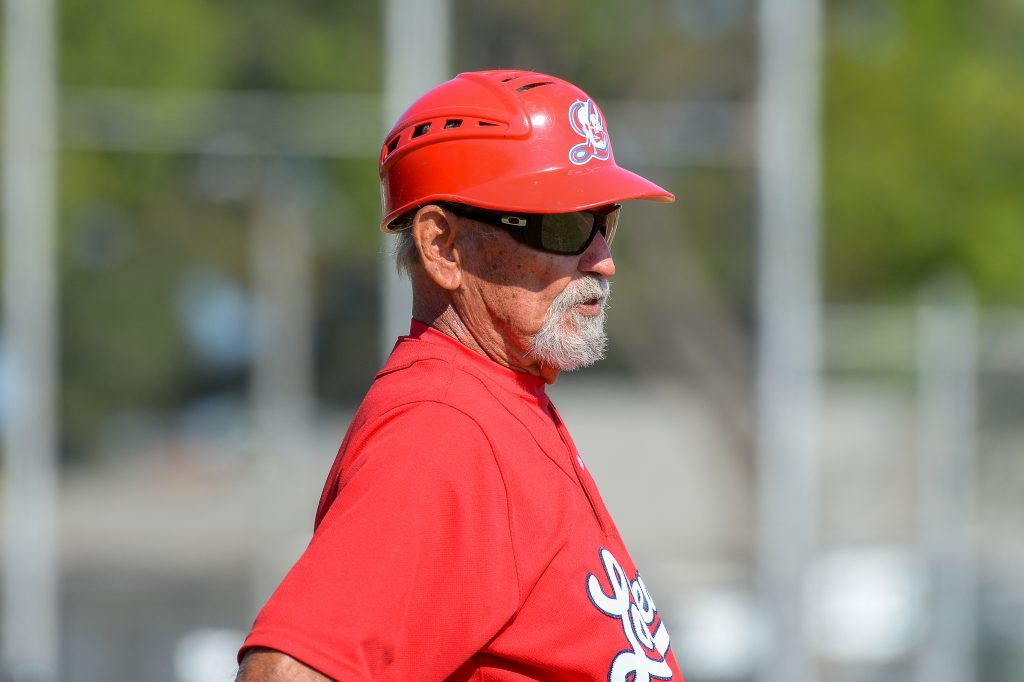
[239,401,520,681]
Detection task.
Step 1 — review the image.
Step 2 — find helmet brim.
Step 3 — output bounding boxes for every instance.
[381,164,674,231]
[458,164,676,214]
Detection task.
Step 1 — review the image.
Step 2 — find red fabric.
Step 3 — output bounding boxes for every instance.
[240,321,684,681]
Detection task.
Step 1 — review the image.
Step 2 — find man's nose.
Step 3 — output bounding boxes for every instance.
[579,231,616,279]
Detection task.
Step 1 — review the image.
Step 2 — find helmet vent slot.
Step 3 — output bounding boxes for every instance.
[385,136,399,155]
[501,75,518,82]
[443,119,463,129]
[412,123,431,138]
[516,81,554,92]
[478,121,499,127]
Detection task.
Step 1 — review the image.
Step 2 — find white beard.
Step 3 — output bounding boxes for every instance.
[530,276,611,371]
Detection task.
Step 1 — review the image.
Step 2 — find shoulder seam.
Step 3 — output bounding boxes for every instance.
[453,366,580,489]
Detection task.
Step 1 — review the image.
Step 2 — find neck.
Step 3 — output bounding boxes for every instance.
[412,290,559,384]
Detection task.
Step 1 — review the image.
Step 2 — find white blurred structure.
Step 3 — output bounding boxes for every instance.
[808,546,927,662]
[380,0,452,361]
[673,589,762,680]
[248,164,319,609]
[2,0,60,679]
[754,0,823,681]
[173,628,245,682]
[915,281,978,682]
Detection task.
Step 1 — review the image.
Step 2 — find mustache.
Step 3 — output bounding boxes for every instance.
[559,276,610,307]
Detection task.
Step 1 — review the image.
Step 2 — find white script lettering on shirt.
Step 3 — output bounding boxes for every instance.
[586,547,674,682]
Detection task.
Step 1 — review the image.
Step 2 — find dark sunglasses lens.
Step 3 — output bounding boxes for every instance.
[539,212,597,253]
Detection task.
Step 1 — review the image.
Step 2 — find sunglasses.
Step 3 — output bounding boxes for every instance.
[438,202,620,255]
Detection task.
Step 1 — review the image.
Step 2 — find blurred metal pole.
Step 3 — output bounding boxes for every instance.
[249,163,316,608]
[2,0,60,679]
[914,279,977,682]
[380,0,450,360]
[754,0,823,681]
[250,165,316,446]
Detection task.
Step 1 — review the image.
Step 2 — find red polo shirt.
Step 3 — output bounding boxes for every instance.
[240,321,683,681]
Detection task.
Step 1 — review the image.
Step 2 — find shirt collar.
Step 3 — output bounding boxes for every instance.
[405,319,549,400]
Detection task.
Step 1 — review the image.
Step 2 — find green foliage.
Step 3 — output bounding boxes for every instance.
[60,151,248,452]
[61,0,231,88]
[824,0,1024,303]
[211,0,381,91]
[15,0,1022,459]
[54,0,385,458]
[60,0,381,91]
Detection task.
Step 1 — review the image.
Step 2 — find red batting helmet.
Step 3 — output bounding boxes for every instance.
[378,69,675,231]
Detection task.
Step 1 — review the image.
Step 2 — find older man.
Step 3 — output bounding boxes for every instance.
[237,70,681,681]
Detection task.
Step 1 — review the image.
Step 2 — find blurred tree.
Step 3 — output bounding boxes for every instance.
[55,0,384,459]
[825,0,1024,303]
[14,0,1021,459]
[61,0,230,88]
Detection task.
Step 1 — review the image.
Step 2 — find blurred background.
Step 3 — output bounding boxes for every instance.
[1,0,1022,680]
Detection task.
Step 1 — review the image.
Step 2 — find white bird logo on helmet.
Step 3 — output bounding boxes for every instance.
[568,98,611,165]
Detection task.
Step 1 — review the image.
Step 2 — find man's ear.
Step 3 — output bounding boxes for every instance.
[412,205,463,291]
